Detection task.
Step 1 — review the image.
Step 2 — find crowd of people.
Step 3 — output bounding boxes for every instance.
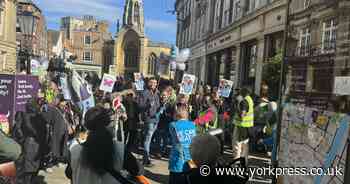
[0,72,278,184]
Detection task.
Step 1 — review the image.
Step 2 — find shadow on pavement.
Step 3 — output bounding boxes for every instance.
[33,175,47,184]
[144,169,168,184]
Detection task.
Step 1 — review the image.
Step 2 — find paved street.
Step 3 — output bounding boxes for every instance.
[36,152,272,184]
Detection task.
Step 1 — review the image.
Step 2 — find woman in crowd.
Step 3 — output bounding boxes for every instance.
[66,106,149,184]
[123,91,140,152]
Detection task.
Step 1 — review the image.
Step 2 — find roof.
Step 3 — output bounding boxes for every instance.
[148,41,171,48]
[18,0,34,3]
[18,0,42,12]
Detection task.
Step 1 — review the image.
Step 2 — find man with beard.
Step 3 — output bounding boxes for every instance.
[137,78,160,167]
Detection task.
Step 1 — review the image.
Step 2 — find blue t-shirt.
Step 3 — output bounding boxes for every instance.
[168,120,196,173]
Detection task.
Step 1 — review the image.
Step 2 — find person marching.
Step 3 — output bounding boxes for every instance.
[232,87,254,164]
[137,77,161,167]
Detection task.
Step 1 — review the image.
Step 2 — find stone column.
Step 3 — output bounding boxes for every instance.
[235,45,242,88]
[255,36,266,95]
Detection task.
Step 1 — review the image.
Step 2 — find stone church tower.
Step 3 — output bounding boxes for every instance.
[123,0,144,34]
[113,0,171,79]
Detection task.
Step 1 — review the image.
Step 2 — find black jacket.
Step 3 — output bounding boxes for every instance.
[137,89,160,122]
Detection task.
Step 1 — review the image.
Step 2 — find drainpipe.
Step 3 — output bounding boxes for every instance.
[272,0,291,183]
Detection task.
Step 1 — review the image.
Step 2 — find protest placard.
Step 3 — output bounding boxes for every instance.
[179,74,196,95]
[218,79,234,97]
[134,73,144,91]
[99,74,116,93]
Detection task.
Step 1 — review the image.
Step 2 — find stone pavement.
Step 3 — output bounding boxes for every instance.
[34,155,169,184]
[35,152,272,184]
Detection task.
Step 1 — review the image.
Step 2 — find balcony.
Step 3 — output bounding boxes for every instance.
[289,41,336,57]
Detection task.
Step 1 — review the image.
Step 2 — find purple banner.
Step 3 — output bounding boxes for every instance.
[0,75,15,124]
[14,75,40,112]
[0,74,39,126]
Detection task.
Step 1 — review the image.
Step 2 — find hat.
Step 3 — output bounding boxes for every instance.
[84,106,112,131]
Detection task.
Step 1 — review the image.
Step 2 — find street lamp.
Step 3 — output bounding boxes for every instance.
[17,11,39,74]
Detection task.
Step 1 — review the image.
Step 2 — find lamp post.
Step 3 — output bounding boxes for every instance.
[17,11,39,74]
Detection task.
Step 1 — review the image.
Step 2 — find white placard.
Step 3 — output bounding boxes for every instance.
[134,73,144,91]
[218,79,234,98]
[179,74,196,95]
[333,76,350,95]
[99,74,116,93]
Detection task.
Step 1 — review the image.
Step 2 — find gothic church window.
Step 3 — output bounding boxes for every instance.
[134,2,140,26]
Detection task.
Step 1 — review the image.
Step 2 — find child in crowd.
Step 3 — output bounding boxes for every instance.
[168,104,196,184]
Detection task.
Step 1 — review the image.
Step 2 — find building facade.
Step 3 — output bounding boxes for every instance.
[60,15,114,77]
[114,0,171,79]
[17,0,48,60]
[0,0,17,74]
[47,29,60,59]
[176,0,287,95]
[285,0,350,110]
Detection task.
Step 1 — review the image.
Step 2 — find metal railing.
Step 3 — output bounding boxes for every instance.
[288,41,337,57]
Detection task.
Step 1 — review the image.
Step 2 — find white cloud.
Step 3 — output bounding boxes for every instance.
[35,0,123,24]
[145,19,176,32]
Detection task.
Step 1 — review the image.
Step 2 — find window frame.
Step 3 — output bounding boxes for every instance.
[84,35,92,45]
[83,51,92,62]
[299,27,311,56]
[321,18,337,53]
[304,0,311,10]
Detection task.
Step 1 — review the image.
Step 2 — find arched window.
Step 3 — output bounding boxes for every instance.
[134,3,140,26]
[124,42,139,68]
[148,53,157,75]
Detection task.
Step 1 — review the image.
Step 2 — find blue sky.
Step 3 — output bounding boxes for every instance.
[34,0,177,44]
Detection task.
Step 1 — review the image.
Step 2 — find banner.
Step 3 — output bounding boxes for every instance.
[218,79,234,98]
[134,73,144,91]
[99,74,116,93]
[179,74,195,95]
[60,74,72,100]
[71,71,95,113]
[0,75,15,127]
[0,74,39,125]
[14,75,40,112]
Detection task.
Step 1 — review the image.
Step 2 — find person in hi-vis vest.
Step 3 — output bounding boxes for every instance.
[232,87,254,164]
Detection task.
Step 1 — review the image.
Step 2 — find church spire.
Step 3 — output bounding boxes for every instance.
[116,19,120,33]
[122,0,144,33]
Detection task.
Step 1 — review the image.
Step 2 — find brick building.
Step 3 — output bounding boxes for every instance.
[60,15,114,77]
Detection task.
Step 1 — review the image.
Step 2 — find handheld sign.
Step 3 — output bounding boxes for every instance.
[99,74,116,93]
[180,74,196,95]
[218,79,234,98]
[134,73,144,91]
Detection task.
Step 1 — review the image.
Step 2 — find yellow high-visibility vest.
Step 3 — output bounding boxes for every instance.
[235,95,254,127]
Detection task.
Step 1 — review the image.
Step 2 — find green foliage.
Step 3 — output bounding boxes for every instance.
[262,50,282,100]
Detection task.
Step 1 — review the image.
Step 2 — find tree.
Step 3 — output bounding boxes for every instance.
[262,50,282,100]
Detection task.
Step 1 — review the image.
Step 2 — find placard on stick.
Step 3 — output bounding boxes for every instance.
[179,74,196,95]
[99,74,116,93]
[218,79,234,98]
